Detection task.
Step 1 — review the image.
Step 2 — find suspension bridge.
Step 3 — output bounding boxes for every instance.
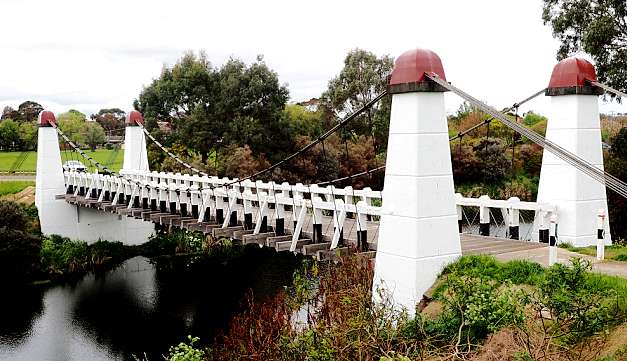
[34,48,627,312]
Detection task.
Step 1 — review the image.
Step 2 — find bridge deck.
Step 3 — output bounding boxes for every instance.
[63,193,627,279]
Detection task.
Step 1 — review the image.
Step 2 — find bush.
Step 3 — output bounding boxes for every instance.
[473,137,511,184]
[606,128,627,240]
[517,143,543,178]
[0,199,41,281]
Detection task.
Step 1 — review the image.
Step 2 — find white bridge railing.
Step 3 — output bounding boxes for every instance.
[63,170,558,249]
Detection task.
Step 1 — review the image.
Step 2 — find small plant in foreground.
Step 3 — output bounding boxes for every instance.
[167,335,205,361]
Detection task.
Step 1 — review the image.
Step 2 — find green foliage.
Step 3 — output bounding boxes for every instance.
[319,48,394,152]
[135,51,289,166]
[0,119,21,149]
[610,127,627,160]
[91,108,126,136]
[428,274,527,342]
[474,137,511,184]
[2,101,43,123]
[38,235,126,275]
[57,112,87,148]
[82,122,106,151]
[0,199,42,281]
[521,112,547,127]
[139,229,205,256]
[528,258,624,346]
[449,101,482,124]
[542,0,627,102]
[518,143,543,178]
[606,128,627,240]
[167,335,206,361]
[439,254,546,288]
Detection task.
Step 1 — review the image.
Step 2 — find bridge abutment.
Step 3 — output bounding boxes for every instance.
[373,49,462,313]
[537,58,611,247]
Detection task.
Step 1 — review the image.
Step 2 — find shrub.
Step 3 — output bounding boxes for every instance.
[0,199,41,281]
[518,143,543,178]
[473,137,511,184]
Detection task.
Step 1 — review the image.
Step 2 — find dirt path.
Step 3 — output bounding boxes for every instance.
[0,175,36,181]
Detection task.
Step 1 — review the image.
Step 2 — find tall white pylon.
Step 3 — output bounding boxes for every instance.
[35,110,154,245]
[35,111,80,239]
[373,48,462,313]
[537,58,612,247]
[123,110,149,171]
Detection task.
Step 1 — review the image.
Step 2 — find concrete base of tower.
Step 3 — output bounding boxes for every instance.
[372,252,461,314]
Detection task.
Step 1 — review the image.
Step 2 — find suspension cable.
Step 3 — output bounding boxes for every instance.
[225,90,388,186]
[449,87,546,142]
[426,74,627,199]
[588,80,627,99]
[50,122,118,176]
[136,121,209,177]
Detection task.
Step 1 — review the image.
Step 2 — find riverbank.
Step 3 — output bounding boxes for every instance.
[172,253,627,361]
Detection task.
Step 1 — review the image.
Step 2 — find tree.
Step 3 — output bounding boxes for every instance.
[135,51,219,165]
[82,122,106,151]
[606,127,627,240]
[449,101,482,124]
[57,111,86,147]
[135,52,289,166]
[474,137,511,184]
[16,101,44,122]
[18,121,38,150]
[211,56,289,162]
[2,106,17,121]
[319,48,394,152]
[91,108,126,136]
[0,119,21,149]
[542,0,627,100]
[0,200,41,282]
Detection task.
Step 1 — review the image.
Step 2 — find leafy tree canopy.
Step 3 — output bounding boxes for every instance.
[1,101,43,122]
[135,51,289,164]
[83,122,106,151]
[319,48,394,152]
[0,119,21,149]
[91,108,126,136]
[542,0,627,100]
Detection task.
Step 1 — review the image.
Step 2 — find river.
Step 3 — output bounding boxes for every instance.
[0,246,303,361]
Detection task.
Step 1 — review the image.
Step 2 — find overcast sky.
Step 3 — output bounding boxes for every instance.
[1,0,626,119]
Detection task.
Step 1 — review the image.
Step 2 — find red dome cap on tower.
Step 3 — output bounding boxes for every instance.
[37,110,56,126]
[546,58,603,96]
[390,48,446,84]
[387,48,448,93]
[125,110,144,125]
[548,58,597,88]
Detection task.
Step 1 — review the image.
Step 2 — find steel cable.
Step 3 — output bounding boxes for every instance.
[589,81,627,99]
[426,74,627,199]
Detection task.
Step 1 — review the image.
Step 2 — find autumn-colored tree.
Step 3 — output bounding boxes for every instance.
[91,108,126,136]
[450,142,481,184]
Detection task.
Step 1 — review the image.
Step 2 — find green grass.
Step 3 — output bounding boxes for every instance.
[438,254,627,306]
[0,181,36,196]
[559,242,627,263]
[0,150,124,173]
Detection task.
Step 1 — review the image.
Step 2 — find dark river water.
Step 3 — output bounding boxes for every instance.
[0,246,303,361]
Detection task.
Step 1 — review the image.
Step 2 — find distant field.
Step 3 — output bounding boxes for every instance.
[0,150,125,173]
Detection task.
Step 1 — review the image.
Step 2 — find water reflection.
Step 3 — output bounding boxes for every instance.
[0,245,301,361]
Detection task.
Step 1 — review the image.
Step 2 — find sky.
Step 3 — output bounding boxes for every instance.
[1,0,626,119]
